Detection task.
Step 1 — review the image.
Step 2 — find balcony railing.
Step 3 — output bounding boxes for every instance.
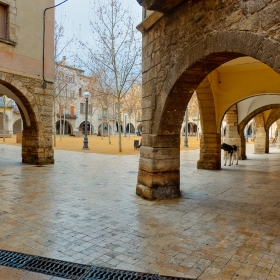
[56,113,77,119]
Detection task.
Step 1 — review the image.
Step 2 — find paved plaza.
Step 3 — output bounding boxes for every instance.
[1,144,280,279]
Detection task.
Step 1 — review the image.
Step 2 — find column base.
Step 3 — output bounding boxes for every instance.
[136,184,180,200]
[197,159,221,170]
[22,156,54,165]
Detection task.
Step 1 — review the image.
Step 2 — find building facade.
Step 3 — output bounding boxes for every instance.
[54,60,142,137]
[0,0,55,164]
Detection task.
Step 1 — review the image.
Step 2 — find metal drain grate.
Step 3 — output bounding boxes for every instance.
[23,257,91,280]
[85,267,162,280]
[0,249,194,280]
[0,250,32,268]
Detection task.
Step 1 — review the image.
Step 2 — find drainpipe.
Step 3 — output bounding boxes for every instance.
[43,0,68,88]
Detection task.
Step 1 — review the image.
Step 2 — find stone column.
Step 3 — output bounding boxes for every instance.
[265,130,269,154]
[239,129,247,160]
[136,134,180,200]
[197,133,221,170]
[254,114,266,154]
[277,131,280,149]
[223,105,241,159]
[21,86,54,165]
[276,121,280,149]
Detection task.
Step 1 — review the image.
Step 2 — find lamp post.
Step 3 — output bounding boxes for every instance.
[82,92,91,150]
[184,106,188,147]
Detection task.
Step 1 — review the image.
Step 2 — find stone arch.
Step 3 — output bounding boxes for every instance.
[98,122,111,136]
[56,120,73,135]
[126,123,135,133]
[238,105,280,159]
[79,121,93,135]
[13,119,22,134]
[265,109,280,132]
[137,123,142,132]
[137,0,280,199]
[0,72,54,164]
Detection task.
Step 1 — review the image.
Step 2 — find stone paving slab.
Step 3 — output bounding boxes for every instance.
[0,144,280,279]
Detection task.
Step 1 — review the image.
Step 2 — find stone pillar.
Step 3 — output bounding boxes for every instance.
[197,133,221,170]
[21,85,54,165]
[276,122,280,149]
[136,134,180,200]
[265,130,269,153]
[223,105,241,159]
[254,114,266,154]
[196,77,220,170]
[277,129,280,149]
[239,129,247,160]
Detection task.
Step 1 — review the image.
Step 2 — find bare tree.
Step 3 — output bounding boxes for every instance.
[53,16,75,146]
[80,0,141,152]
[123,85,142,138]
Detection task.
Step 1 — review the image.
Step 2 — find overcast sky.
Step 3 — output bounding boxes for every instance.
[54,0,143,66]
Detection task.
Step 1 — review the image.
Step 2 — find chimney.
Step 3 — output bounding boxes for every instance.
[61,56,66,66]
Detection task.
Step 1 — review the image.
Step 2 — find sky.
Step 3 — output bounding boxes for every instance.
[54,0,143,67]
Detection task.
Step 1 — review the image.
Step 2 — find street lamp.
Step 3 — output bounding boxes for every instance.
[184,106,189,147]
[82,91,91,150]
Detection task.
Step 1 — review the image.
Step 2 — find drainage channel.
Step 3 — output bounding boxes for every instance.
[0,249,194,280]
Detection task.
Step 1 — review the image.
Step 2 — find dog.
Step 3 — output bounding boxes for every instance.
[221,143,239,166]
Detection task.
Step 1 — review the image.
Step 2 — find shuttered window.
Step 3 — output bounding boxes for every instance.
[0,4,7,39]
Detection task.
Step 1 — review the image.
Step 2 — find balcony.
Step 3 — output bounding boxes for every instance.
[56,113,77,119]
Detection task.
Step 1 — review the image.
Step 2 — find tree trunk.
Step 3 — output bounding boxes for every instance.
[107,113,111,144]
[117,98,122,152]
[63,111,66,135]
[134,113,137,135]
[59,110,62,141]
[129,115,131,139]
[101,109,104,140]
[53,98,56,147]
[90,115,92,135]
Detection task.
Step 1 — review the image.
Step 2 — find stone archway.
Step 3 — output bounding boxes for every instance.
[79,121,93,135]
[136,0,280,199]
[0,72,54,164]
[239,105,280,159]
[56,120,73,135]
[13,119,22,134]
[126,123,135,133]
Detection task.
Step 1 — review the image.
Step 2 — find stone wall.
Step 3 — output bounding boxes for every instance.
[0,71,54,164]
[137,0,280,199]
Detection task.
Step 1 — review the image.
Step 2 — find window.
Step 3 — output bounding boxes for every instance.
[0,4,7,40]
[80,103,84,114]
[79,88,82,97]
[70,106,75,117]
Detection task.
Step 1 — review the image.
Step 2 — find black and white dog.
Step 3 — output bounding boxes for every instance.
[221,143,239,166]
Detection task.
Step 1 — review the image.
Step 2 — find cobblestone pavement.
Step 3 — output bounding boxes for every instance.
[1,144,280,279]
